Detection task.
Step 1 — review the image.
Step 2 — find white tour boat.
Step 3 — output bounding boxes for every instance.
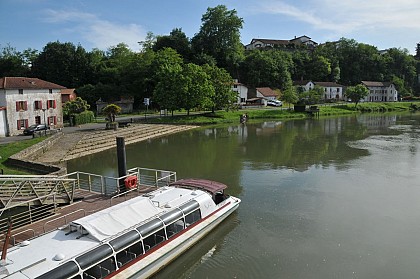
[0,178,240,279]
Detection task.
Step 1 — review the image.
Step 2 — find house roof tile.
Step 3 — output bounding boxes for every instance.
[314,81,343,87]
[361,81,393,87]
[0,77,66,90]
[256,87,278,97]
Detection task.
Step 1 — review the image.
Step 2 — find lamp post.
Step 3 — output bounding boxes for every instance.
[42,108,47,135]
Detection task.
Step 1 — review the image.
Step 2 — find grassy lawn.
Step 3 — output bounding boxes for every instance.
[0,137,46,175]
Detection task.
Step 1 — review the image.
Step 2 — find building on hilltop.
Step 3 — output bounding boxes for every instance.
[0,77,65,137]
[245,35,318,51]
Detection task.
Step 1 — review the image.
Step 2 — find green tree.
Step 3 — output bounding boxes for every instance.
[282,86,299,108]
[0,44,33,76]
[102,104,121,123]
[63,97,90,116]
[153,28,191,61]
[240,50,293,90]
[191,5,244,76]
[345,84,369,107]
[202,64,235,112]
[32,41,91,87]
[152,48,185,115]
[179,63,214,115]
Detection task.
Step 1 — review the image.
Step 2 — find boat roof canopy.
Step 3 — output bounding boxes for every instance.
[170,179,227,194]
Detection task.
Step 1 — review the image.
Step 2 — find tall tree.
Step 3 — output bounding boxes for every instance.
[32,41,91,87]
[202,64,235,112]
[153,28,191,61]
[0,44,33,76]
[191,5,244,76]
[240,50,293,90]
[179,63,214,115]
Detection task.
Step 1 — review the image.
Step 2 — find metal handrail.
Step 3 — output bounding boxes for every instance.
[11,229,35,246]
[43,208,86,233]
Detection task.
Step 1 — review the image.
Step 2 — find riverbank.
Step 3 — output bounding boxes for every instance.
[142,102,419,125]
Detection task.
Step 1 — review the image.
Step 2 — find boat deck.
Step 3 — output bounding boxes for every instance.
[9,186,156,246]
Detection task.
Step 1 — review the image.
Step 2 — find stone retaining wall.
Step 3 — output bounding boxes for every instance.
[7,132,66,175]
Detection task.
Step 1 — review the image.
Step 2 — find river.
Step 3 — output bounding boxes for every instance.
[67,113,420,279]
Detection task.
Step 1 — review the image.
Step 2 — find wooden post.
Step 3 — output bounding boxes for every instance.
[116,137,127,192]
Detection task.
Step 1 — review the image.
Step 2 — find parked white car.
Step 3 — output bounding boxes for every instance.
[267,100,282,107]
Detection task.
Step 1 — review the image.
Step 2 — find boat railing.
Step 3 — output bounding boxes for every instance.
[43,208,87,233]
[10,229,35,246]
[63,167,177,196]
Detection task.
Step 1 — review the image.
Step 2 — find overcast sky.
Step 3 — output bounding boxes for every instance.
[1,0,419,54]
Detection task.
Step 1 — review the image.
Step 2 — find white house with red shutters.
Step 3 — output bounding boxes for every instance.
[0,77,65,136]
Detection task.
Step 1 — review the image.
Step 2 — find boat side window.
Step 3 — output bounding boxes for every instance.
[165,218,185,238]
[185,209,201,227]
[115,241,144,267]
[214,191,225,204]
[142,228,166,251]
[83,257,116,279]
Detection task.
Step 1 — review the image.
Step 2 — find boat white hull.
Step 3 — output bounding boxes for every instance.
[112,198,240,279]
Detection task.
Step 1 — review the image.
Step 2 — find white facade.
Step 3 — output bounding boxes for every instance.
[232,80,248,104]
[0,77,64,136]
[314,82,344,101]
[0,108,7,137]
[294,81,315,92]
[361,81,398,102]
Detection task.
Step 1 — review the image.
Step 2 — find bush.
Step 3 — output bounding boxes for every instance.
[74,111,95,125]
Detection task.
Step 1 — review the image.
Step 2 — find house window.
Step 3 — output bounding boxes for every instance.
[35,116,41,125]
[18,89,23,94]
[49,89,53,94]
[34,100,42,110]
[47,100,56,109]
[16,101,28,111]
[234,85,238,89]
[337,88,340,92]
[17,119,28,130]
[48,116,57,126]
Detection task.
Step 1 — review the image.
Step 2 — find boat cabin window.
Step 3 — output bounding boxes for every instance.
[185,209,201,226]
[214,191,226,204]
[109,230,140,252]
[165,218,185,238]
[83,257,116,279]
[142,228,166,252]
[115,241,144,267]
[137,218,165,252]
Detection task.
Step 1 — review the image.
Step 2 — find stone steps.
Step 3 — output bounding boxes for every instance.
[63,124,196,161]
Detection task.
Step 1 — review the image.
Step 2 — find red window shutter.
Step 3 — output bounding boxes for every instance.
[25,119,28,128]
[54,116,57,125]
[47,101,50,109]
[17,120,20,129]
[16,102,19,111]
[53,100,56,108]
[24,101,28,111]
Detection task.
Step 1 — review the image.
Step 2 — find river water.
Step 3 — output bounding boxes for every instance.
[67,113,420,279]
